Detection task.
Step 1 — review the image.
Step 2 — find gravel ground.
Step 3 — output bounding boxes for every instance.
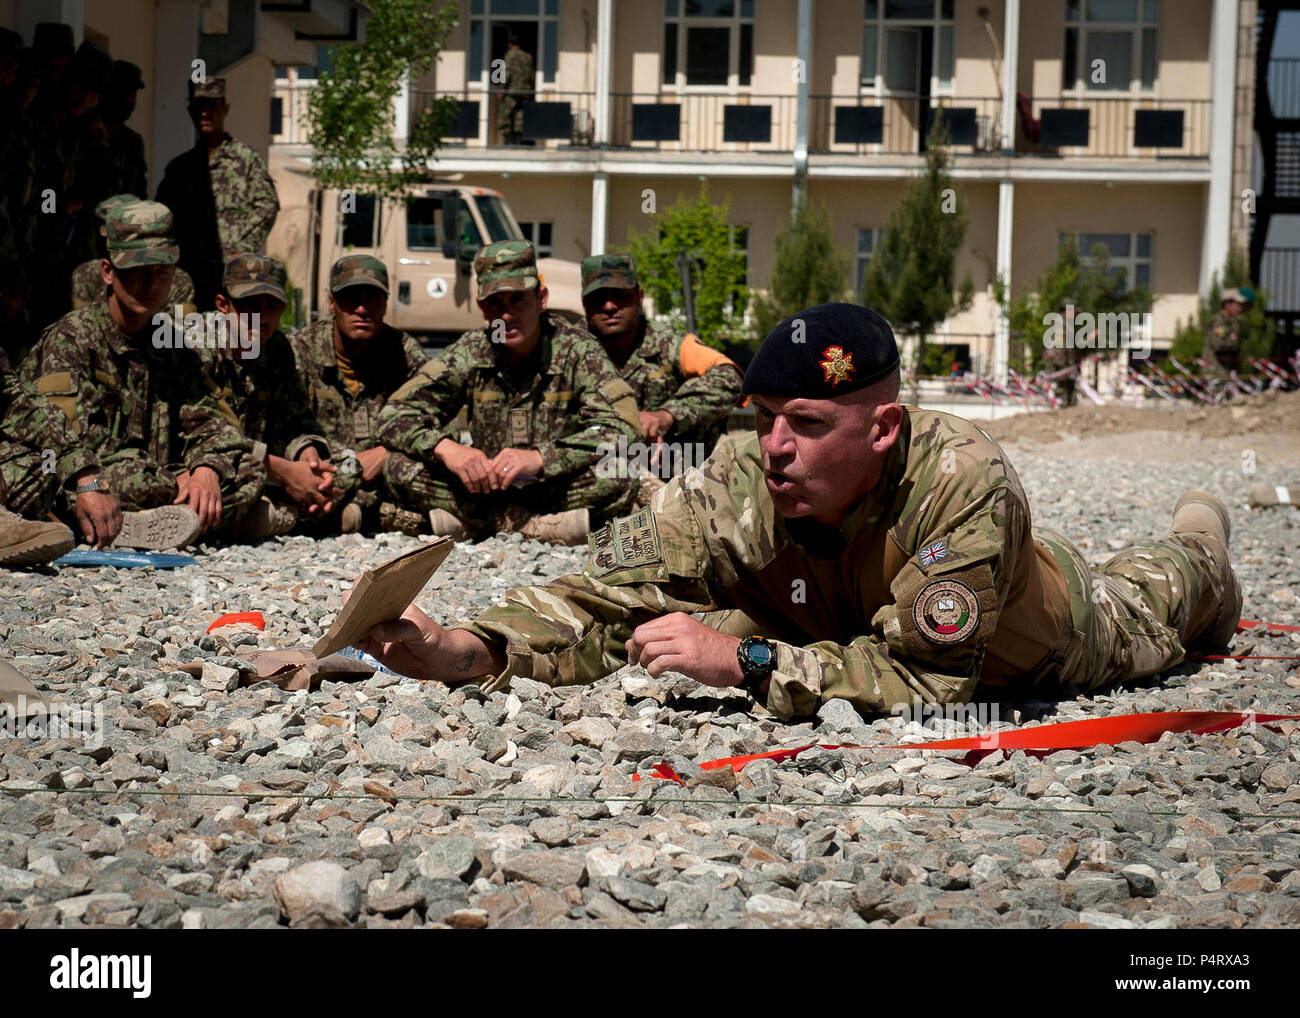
[2,409,1299,930]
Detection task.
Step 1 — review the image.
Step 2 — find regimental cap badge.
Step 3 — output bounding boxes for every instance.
[819,344,855,387]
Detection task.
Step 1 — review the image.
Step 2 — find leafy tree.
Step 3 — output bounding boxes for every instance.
[996,236,1152,375]
[624,183,748,350]
[860,119,974,390]
[1167,247,1275,368]
[751,200,853,342]
[304,0,459,200]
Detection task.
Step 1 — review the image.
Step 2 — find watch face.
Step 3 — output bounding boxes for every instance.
[746,641,773,667]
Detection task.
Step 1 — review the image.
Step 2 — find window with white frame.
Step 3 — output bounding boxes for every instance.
[1062,231,1152,289]
[468,0,559,84]
[662,0,754,89]
[855,228,882,294]
[861,0,954,93]
[517,221,554,258]
[1063,0,1158,92]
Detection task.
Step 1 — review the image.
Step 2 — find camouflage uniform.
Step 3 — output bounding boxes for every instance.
[452,411,1231,719]
[498,44,534,144]
[377,241,639,529]
[1202,311,1244,378]
[10,202,262,526]
[581,254,742,457]
[287,257,428,514]
[0,376,78,518]
[155,78,279,308]
[70,259,196,311]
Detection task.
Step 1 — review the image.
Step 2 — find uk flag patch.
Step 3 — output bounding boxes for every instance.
[919,540,949,567]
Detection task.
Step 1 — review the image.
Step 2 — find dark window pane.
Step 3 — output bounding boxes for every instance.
[941,0,954,18]
[663,24,678,84]
[665,0,678,15]
[1086,31,1131,90]
[545,0,558,14]
[341,194,377,248]
[471,0,484,12]
[1140,27,1156,89]
[1079,232,1130,257]
[539,222,553,246]
[864,0,879,16]
[885,0,934,17]
[406,198,445,250]
[274,66,288,80]
[543,21,557,82]
[1143,0,1157,21]
[270,96,283,134]
[685,0,734,16]
[685,26,730,85]
[1063,28,1077,87]
[1087,0,1137,20]
[1136,234,1151,257]
[862,25,877,84]
[741,0,753,16]
[470,20,483,78]
[1135,263,1149,286]
[492,0,540,15]
[739,23,753,86]
[1065,0,1080,20]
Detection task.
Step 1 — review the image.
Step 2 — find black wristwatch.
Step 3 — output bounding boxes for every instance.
[736,635,776,697]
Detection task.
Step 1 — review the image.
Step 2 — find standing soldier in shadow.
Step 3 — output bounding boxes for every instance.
[498,34,533,146]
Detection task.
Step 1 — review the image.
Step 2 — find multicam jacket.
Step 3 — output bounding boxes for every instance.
[287,317,428,459]
[377,313,641,480]
[609,316,742,445]
[1201,312,1243,375]
[14,302,256,488]
[455,408,1079,720]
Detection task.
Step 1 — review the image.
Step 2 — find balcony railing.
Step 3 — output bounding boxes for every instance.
[409,88,1212,160]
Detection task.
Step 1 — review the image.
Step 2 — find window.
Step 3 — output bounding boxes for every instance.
[517,221,554,258]
[406,198,447,250]
[474,195,524,244]
[663,0,754,88]
[1062,231,1152,288]
[340,194,378,248]
[1063,0,1158,92]
[856,228,882,293]
[468,0,559,84]
[862,0,955,92]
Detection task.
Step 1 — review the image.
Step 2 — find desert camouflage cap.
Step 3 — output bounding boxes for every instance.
[105,200,179,269]
[225,253,287,303]
[580,253,638,297]
[1220,286,1256,306]
[188,76,225,101]
[475,240,538,300]
[95,193,137,224]
[329,254,388,294]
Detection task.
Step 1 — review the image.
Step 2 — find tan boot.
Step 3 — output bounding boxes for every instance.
[0,507,74,566]
[339,503,363,534]
[1169,490,1242,648]
[234,497,299,542]
[428,508,468,540]
[111,506,201,551]
[379,501,425,536]
[512,507,590,546]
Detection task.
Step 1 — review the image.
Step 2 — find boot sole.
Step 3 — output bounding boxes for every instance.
[112,507,202,551]
[0,530,75,566]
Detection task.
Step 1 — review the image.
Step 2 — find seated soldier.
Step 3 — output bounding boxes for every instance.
[354,304,1241,723]
[200,253,346,541]
[288,255,428,534]
[70,194,197,314]
[0,378,76,567]
[12,200,262,550]
[377,241,640,546]
[581,252,743,501]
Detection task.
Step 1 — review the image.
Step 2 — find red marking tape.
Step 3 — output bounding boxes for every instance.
[206,611,266,634]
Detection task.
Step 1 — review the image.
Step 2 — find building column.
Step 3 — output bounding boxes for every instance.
[591,171,609,256]
[791,0,812,211]
[594,0,613,147]
[994,179,1014,383]
[394,72,410,144]
[1202,0,1239,293]
[151,0,203,196]
[999,0,1020,152]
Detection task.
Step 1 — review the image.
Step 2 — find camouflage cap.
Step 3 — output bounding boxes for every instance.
[225,253,287,303]
[580,253,638,297]
[329,254,388,295]
[1221,286,1255,306]
[105,200,179,269]
[475,240,538,300]
[188,76,225,101]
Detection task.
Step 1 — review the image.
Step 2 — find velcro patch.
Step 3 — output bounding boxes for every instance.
[588,506,662,576]
[36,371,76,395]
[913,578,981,644]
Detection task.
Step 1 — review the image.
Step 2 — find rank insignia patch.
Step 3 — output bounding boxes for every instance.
[918,540,949,567]
[914,578,980,645]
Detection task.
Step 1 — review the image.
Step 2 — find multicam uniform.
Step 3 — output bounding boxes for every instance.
[1201,311,1244,378]
[378,312,641,529]
[451,407,1229,720]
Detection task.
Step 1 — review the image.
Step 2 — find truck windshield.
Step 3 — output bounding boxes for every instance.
[474,195,524,244]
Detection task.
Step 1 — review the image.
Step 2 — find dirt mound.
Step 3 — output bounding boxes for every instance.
[983,388,1300,445]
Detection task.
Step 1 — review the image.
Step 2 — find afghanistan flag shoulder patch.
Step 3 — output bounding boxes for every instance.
[913,577,980,644]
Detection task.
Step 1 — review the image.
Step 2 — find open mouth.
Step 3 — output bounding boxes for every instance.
[765,470,798,493]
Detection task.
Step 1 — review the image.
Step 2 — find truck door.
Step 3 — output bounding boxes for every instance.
[390,189,481,338]
[321,191,383,318]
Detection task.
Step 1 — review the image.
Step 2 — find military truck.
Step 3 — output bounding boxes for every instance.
[294,178,585,348]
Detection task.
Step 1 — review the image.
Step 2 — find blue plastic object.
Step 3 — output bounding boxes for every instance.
[53,549,199,569]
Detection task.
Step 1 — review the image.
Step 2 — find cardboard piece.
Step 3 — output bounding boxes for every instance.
[312,537,454,659]
[163,650,376,691]
[0,659,50,716]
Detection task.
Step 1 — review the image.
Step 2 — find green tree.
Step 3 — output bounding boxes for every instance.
[624,183,748,350]
[304,0,459,200]
[1168,247,1274,369]
[996,236,1152,375]
[860,119,974,389]
[751,200,853,342]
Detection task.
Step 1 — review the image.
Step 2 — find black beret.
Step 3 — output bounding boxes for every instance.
[742,303,900,398]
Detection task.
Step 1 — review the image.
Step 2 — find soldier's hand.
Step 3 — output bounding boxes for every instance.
[626,612,743,688]
[296,448,342,509]
[183,465,223,531]
[490,447,543,490]
[357,446,388,484]
[436,440,495,495]
[74,491,123,548]
[640,409,674,441]
[277,457,333,514]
